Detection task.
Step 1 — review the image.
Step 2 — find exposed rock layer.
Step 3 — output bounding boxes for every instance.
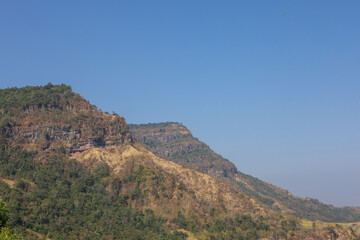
[0,85,131,152]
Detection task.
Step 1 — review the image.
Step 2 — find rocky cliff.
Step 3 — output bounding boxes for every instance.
[0,84,131,153]
[129,122,237,178]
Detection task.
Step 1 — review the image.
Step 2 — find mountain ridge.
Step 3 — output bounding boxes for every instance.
[129,122,360,222]
[0,83,132,153]
[0,84,359,239]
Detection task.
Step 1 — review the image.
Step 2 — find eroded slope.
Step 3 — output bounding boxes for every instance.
[72,143,268,220]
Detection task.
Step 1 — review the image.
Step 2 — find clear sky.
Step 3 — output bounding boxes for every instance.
[1,1,359,207]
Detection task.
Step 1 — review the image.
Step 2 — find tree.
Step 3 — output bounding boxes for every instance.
[0,197,23,240]
[0,197,9,228]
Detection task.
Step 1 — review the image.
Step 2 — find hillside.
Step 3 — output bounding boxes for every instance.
[2,142,358,239]
[0,84,358,239]
[129,122,360,222]
[0,83,132,152]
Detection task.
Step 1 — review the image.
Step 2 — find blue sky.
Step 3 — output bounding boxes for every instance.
[1,1,359,207]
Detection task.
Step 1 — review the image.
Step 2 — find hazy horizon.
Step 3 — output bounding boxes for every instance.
[1,1,359,207]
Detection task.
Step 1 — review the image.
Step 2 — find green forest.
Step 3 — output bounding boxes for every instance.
[0,145,190,239]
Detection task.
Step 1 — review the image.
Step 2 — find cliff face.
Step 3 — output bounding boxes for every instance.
[129,122,360,223]
[0,84,131,153]
[130,122,192,143]
[10,112,131,153]
[129,122,237,178]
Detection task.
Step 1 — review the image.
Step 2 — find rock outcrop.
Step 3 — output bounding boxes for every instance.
[0,84,132,153]
[129,122,237,178]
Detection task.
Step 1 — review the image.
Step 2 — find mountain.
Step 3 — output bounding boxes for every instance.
[0,83,131,152]
[0,84,359,239]
[129,122,360,223]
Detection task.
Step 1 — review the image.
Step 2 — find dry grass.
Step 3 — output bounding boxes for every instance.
[26,229,51,240]
[72,143,269,218]
[0,177,36,190]
[301,219,360,238]
[175,229,198,240]
[0,178,15,188]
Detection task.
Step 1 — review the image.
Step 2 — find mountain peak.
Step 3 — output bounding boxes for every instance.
[0,84,131,153]
[129,122,193,144]
[0,83,95,113]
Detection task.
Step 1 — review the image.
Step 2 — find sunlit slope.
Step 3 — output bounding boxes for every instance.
[129,122,360,222]
[72,142,268,219]
[71,142,359,239]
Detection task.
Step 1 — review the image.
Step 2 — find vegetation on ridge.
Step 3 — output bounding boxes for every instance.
[0,83,131,152]
[0,83,93,113]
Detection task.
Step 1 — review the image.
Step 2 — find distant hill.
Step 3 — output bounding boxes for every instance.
[129,122,360,223]
[0,84,358,239]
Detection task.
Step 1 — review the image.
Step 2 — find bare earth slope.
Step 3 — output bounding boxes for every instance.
[72,143,268,220]
[129,122,360,222]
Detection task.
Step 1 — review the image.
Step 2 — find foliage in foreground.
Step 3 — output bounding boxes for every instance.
[0,197,23,240]
[0,145,288,239]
